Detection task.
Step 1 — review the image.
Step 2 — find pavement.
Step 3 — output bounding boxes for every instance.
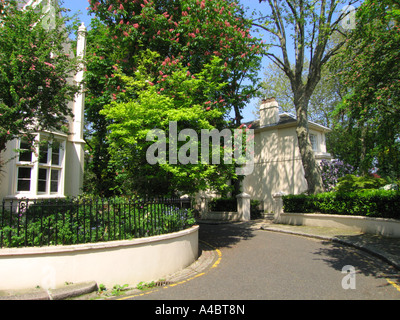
[0,281,98,300]
[1,218,399,300]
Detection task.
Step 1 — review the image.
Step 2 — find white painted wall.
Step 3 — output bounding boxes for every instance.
[0,226,199,290]
[277,213,400,238]
[242,100,331,214]
[242,125,308,213]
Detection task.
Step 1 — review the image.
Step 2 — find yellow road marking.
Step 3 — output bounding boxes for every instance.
[117,240,221,300]
[346,247,400,295]
[386,278,400,293]
[201,240,222,269]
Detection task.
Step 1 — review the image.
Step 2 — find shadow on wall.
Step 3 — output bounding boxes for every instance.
[243,127,307,213]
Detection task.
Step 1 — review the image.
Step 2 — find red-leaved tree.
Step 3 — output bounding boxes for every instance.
[84,0,266,195]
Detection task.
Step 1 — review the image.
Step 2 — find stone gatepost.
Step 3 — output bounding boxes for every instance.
[200,195,210,219]
[236,193,251,221]
[272,191,286,222]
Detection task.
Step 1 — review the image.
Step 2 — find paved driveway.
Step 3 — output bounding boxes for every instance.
[120,222,400,301]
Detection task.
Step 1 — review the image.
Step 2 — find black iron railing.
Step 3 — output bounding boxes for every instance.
[0,196,194,248]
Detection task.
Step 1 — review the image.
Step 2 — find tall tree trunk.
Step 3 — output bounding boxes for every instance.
[359,124,370,176]
[0,137,6,156]
[294,93,324,195]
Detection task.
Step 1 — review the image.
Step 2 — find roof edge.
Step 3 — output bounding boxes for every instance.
[245,113,331,132]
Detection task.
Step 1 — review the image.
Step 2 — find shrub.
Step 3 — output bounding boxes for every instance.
[335,174,387,193]
[209,198,237,212]
[208,198,263,219]
[250,200,263,219]
[282,190,400,219]
[320,159,355,191]
[0,197,195,248]
[281,194,316,213]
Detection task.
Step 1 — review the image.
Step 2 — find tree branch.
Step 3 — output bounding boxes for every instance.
[266,0,294,83]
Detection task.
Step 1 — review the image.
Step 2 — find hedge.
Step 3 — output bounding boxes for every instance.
[209,198,237,212]
[208,197,263,219]
[282,190,400,220]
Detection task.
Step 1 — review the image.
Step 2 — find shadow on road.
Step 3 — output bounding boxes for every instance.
[313,237,400,286]
[197,221,258,249]
[198,220,400,291]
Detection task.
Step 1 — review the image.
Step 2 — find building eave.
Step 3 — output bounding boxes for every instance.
[245,113,331,133]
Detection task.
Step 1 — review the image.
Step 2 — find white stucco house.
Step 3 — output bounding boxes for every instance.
[0,0,87,201]
[197,97,332,217]
[241,97,332,213]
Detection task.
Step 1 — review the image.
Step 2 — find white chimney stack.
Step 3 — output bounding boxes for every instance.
[260,97,279,126]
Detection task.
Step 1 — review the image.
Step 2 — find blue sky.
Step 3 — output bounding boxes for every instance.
[63,0,273,122]
[63,1,357,123]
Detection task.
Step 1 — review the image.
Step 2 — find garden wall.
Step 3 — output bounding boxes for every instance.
[198,193,252,221]
[276,213,400,238]
[201,211,242,221]
[0,225,199,291]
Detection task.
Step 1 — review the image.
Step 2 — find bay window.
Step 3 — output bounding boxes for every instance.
[15,135,65,197]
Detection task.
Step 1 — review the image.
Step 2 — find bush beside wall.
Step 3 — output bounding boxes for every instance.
[209,198,237,212]
[208,198,263,219]
[282,190,400,220]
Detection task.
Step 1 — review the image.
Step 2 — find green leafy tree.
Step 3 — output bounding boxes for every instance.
[258,59,347,128]
[87,0,264,125]
[84,0,265,196]
[100,52,237,196]
[254,0,358,194]
[83,19,121,196]
[0,0,79,155]
[330,0,400,178]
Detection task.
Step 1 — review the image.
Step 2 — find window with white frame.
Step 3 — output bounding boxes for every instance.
[15,136,65,196]
[309,134,318,152]
[16,138,34,192]
[37,139,63,195]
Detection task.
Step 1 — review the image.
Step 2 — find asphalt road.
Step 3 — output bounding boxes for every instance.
[121,223,400,301]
